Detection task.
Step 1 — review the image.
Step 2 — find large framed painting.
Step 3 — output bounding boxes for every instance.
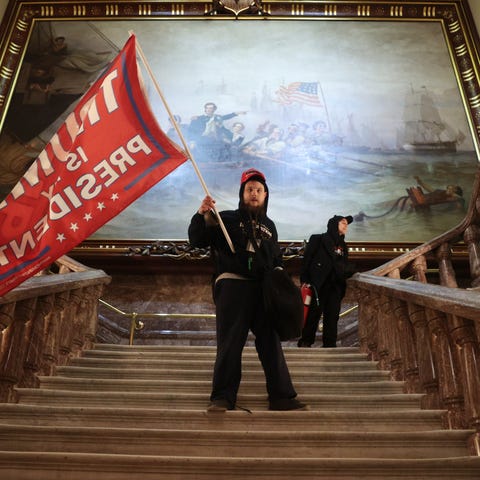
[0,0,479,247]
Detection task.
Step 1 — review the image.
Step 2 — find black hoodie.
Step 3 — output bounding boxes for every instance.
[300,215,352,296]
[188,175,281,281]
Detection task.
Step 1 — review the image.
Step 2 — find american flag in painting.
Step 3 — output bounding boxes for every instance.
[275,82,322,107]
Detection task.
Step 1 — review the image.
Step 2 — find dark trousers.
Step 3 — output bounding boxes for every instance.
[300,282,343,347]
[211,278,297,408]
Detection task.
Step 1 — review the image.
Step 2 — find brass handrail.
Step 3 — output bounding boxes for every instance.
[339,304,358,317]
[99,299,358,345]
[99,299,215,345]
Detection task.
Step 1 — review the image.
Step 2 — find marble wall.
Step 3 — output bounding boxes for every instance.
[97,270,359,347]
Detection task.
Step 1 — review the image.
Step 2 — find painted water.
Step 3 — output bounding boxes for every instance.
[92,149,478,243]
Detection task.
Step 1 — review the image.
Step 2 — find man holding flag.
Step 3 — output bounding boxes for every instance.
[0,35,188,297]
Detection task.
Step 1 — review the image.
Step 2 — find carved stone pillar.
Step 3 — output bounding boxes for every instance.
[386,271,406,383]
[40,291,69,376]
[448,313,480,433]
[58,289,82,365]
[408,302,441,410]
[0,303,16,402]
[84,285,104,349]
[365,292,380,362]
[19,295,55,389]
[0,298,36,402]
[392,298,419,393]
[436,243,458,288]
[71,288,89,357]
[425,308,465,429]
[388,269,401,279]
[464,224,480,288]
[376,294,392,372]
[356,288,373,358]
[410,255,428,283]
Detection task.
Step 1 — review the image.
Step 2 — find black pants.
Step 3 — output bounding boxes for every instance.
[300,281,343,347]
[211,278,297,408]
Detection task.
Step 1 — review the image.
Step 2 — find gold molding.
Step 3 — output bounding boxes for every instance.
[73,5,87,16]
[423,6,436,17]
[172,4,185,15]
[291,4,304,16]
[324,5,337,16]
[138,4,152,15]
[390,6,402,17]
[357,5,370,17]
[105,4,119,16]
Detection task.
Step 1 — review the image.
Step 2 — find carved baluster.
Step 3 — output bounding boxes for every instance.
[388,269,401,279]
[408,302,441,410]
[448,314,480,441]
[19,294,55,389]
[410,255,428,283]
[84,285,104,350]
[365,291,380,362]
[0,303,16,402]
[71,288,89,357]
[355,287,371,356]
[436,243,458,288]
[41,291,69,376]
[58,289,82,365]
[464,224,480,287]
[425,308,465,429]
[384,296,403,382]
[392,298,420,393]
[376,294,392,372]
[0,298,36,402]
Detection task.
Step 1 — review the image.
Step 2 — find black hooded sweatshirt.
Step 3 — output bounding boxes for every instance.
[300,216,351,297]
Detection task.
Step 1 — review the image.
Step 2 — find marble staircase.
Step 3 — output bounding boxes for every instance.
[0,344,479,479]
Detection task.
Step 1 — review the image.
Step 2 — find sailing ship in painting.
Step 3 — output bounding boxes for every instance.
[397,86,465,153]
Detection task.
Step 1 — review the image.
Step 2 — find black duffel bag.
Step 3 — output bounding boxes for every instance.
[262,267,303,341]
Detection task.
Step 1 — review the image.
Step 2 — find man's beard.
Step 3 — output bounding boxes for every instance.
[241,201,266,217]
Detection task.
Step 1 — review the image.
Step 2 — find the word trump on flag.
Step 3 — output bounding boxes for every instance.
[0,34,188,297]
[274,82,322,107]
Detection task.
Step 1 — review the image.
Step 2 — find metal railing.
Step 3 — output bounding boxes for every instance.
[99,298,358,345]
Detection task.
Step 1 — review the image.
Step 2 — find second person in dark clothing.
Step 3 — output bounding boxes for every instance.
[298,215,354,348]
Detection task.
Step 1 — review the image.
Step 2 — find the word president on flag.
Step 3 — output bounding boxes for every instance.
[0,34,188,297]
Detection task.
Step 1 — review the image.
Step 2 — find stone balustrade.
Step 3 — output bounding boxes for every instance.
[351,267,480,455]
[0,256,111,403]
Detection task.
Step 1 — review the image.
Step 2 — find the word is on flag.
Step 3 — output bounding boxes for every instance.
[0,34,188,297]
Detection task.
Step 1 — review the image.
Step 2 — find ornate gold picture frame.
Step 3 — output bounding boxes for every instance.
[0,0,479,250]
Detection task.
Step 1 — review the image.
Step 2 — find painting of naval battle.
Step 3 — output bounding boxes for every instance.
[0,19,477,243]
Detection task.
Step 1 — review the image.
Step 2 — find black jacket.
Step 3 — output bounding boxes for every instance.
[300,233,350,297]
[188,209,283,281]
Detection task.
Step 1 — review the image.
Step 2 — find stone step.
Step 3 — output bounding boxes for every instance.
[82,346,367,362]
[37,376,404,395]
[5,343,477,480]
[0,404,447,432]
[0,424,473,459]
[0,452,479,480]
[56,365,391,382]
[68,357,378,372]
[15,389,424,410]
[90,344,361,353]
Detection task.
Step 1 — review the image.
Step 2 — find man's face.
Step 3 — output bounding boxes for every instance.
[338,218,349,236]
[204,104,216,116]
[243,180,267,211]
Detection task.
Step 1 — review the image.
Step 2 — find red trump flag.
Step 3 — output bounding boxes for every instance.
[0,35,188,297]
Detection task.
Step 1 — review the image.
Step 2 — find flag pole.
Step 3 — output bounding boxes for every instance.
[317,81,333,136]
[129,31,235,253]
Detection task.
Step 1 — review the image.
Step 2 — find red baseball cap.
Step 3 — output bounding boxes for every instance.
[240,168,266,185]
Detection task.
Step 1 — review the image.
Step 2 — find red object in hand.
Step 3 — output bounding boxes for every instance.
[301,284,313,326]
